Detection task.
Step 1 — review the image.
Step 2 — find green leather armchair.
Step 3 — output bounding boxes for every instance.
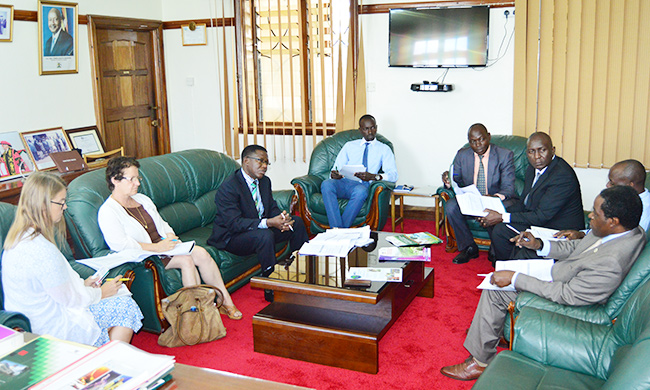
[291,130,395,235]
[437,135,529,252]
[65,149,295,333]
[474,276,650,389]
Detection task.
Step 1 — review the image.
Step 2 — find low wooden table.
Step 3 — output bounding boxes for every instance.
[250,232,434,374]
[391,186,442,234]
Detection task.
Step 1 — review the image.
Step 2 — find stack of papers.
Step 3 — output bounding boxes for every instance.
[299,226,372,257]
[477,259,554,291]
[77,241,196,270]
[455,185,506,217]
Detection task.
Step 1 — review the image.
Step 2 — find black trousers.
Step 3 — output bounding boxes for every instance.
[225,216,308,276]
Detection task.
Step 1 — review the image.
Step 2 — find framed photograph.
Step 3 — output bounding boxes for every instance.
[21,127,72,171]
[65,126,105,156]
[0,132,35,181]
[38,1,78,75]
[0,4,13,42]
[181,23,207,46]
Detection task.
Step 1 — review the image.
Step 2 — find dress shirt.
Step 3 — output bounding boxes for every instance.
[241,170,268,229]
[511,229,631,286]
[502,164,550,223]
[332,139,398,182]
[639,188,650,231]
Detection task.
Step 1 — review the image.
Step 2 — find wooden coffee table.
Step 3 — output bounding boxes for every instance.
[250,232,434,374]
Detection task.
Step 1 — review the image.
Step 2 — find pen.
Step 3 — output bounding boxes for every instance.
[282,212,294,231]
[105,278,131,281]
[506,224,530,242]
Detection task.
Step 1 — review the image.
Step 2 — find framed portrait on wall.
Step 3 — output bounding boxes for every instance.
[0,4,13,42]
[21,127,72,171]
[0,132,35,181]
[65,125,105,156]
[38,1,78,75]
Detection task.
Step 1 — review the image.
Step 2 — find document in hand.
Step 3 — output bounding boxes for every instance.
[528,226,564,241]
[455,192,506,217]
[339,165,365,183]
[77,241,196,271]
[477,259,554,291]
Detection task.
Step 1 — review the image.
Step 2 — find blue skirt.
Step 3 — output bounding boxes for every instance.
[88,296,144,346]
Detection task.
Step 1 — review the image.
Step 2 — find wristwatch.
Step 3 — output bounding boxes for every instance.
[375,174,381,181]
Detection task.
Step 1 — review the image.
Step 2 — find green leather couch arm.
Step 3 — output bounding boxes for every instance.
[291,174,324,197]
[514,291,613,325]
[0,311,31,332]
[513,307,612,380]
[272,189,295,214]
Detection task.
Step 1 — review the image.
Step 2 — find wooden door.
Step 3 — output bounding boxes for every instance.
[88,17,170,159]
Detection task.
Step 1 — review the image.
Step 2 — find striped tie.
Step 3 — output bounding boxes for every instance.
[524,171,541,206]
[251,180,263,218]
[477,155,486,195]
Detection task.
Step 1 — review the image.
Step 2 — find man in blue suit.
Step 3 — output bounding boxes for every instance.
[446,124,517,264]
[44,8,73,57]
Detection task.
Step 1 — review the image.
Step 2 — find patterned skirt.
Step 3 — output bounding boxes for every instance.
[88,296,144,347]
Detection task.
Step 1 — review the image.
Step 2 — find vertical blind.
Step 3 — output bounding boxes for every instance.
[513,0,650,168]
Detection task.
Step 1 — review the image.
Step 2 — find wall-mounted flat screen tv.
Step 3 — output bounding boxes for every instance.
[389,6,489,68]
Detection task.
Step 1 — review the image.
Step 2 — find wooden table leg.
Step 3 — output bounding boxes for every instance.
[399,194,404,232]
[434,194,440,236]
[391,193,396,232]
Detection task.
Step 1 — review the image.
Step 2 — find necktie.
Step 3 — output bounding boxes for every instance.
[477,155,486,196]
[524,171,541,206]
[251,180,263,218]
[362,142,369,170]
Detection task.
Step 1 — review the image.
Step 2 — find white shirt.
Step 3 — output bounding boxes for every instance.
[332,139,398,182]
[2,230,102,345]
[98,193,175,252]
[639,188,650,231]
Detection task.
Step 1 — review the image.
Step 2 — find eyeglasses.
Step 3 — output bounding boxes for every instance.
[248,156,271,166]
[51,200,66,209]
[121,176,143,183]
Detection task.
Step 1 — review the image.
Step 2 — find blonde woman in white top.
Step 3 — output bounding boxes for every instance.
[2,172,143,346]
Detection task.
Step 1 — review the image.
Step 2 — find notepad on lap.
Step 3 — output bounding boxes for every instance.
[456,193,506,217]
[477,259,554,291]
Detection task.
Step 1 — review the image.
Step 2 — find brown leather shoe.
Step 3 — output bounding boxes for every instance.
[440,356,485,381]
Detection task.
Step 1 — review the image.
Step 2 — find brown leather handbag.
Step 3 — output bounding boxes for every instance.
[158,284,227,347]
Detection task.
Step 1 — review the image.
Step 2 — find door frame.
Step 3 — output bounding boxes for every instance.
[87,15,171,156]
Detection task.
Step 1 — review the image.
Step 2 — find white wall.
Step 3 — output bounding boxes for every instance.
[0,0,162,134]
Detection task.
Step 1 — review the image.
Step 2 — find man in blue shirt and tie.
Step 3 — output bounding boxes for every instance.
[321,115,398,228]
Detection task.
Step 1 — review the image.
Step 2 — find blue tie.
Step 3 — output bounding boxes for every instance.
[362,142,369,170]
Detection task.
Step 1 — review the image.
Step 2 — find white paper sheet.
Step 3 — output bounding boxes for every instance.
[339,165,365,183]
[456,192,506,217]
[477,259,554,291]
[77,241,196,270]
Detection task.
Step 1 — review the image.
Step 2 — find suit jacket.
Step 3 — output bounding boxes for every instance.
[452,144,516,200]
[208,169,281,249]
[508,156,584,230]
[515,227,646,306]
[44,30,74,57]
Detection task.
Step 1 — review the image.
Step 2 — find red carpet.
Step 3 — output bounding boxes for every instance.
[131,220,496,389]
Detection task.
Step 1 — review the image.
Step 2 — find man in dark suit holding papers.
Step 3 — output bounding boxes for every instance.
[446,123,516,264]
[477,132,584,261]
[441,185,645,381]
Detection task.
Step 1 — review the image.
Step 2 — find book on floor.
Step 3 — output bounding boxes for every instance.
[379,246,431,262]
[386,232,442,247]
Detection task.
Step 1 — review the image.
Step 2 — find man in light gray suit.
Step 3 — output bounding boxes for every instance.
[441,185,646,381]
[445,123,516,264]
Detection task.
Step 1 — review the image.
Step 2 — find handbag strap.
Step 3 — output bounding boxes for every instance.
[175,297,206,346]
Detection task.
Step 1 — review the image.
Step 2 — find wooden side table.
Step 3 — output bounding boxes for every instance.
[391,186,442,234]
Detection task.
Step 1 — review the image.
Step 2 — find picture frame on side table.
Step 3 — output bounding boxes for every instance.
[0,4,13,42]
[21,127,72,171]
[0,131,35,181]
[65,126,105,156]
[38,1,78,75]
[181,22,207,46]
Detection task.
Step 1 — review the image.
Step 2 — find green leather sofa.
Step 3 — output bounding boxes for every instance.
[291,129,395,235]
[437,135,529,251]
[65,149,295,333]
[473,276,650,389]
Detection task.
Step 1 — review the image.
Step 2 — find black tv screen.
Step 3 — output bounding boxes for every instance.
[389,6,489,68]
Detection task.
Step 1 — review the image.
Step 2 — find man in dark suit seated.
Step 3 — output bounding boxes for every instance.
[44,7,73,57]
[208,145,309,301]
[446,123,517,264]
[477,132,584,261]
[441,185,646,381]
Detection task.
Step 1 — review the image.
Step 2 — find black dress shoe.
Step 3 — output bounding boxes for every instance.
[264,289,274,302]
[488,246,496,266]
[453,246,479,264]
